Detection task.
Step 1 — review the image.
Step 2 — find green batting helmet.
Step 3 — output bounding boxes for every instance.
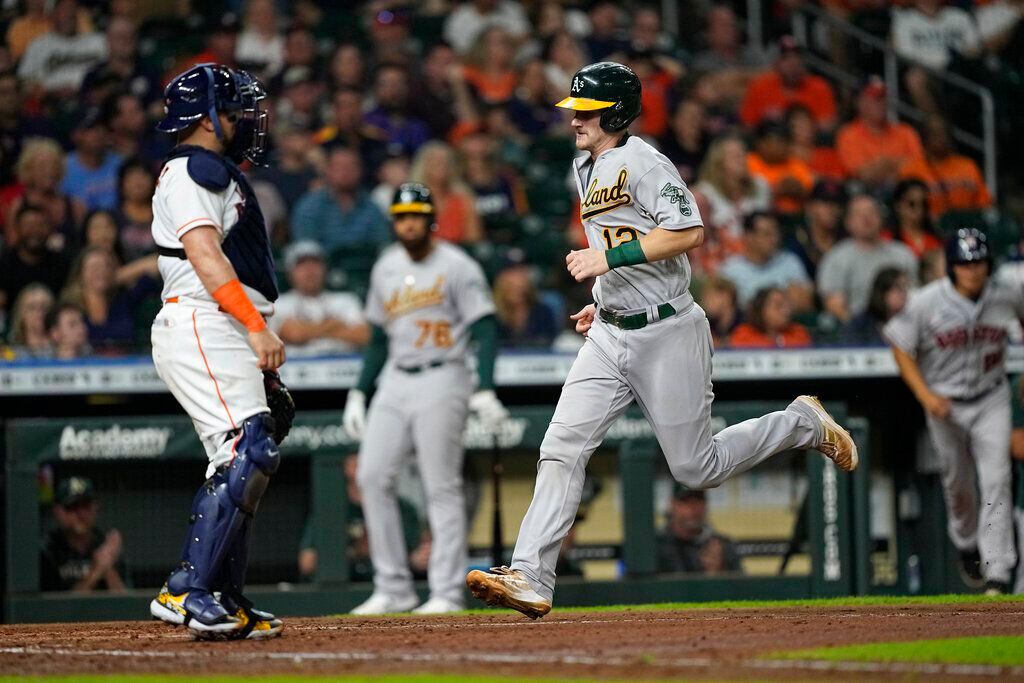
[390,182,434,216]
[555,62,642,133]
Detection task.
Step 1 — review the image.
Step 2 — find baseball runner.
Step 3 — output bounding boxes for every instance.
[343,183,508,615]
[885,228,1019,595]
[147,64,295,638]
[466,62,858,618]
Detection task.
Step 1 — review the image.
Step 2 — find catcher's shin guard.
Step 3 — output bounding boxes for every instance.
[168,414,280,606]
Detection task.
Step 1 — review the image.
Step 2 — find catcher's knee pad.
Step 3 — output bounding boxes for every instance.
[226,413,280,514]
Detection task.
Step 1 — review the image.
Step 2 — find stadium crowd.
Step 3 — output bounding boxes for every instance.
[0,0,1021,360]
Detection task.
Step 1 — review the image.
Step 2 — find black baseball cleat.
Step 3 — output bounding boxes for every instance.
[219,591,284,640]
[984,580,1010,596]
[150,584,244,638]
[957,550,985,589]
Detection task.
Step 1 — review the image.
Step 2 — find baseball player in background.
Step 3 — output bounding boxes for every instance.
[147,64,295,638]
[343,183,508,615]
[885,228,1020,595]
[466,62,858,618]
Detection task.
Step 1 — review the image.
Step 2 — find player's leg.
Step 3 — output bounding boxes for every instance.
[469,322,634,615]
[409,367,472,612]
[631,308,826,490]
[925,409,981,563]
[966,388,1016,591]
[353,394,419,614]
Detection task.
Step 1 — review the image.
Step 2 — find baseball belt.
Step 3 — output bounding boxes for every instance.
[599,302,677,331]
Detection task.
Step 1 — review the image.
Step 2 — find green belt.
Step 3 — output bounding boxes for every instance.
[598,302,677,330]
[396,360,446,374]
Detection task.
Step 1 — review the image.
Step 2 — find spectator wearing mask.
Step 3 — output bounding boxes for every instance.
[739,36,837,130]
[40,477,126,592]
[841,268,910,346]
[695,134,771,241]
[730,286,812,349]
[785,179,846,281]
[364,64,431,154]
[836,77,924,189]
[701,275,742,348]
[746,120,815,216]
[17,0,105,101]
[46,302,90,359]
[3,137,84,250]
[817,194,917,322]
[886,179,942,258]
[270,241,369,356]
[443,0,530,54]
[900,115,992,218]
[61,108,123,212]
[719,211,814,311]
[5,283,53,357]
[493,263,558,347]
[0,205,69,315]
[292,146,390,257]
[409,141,483,244]
[658,99,709,186]
[656,485,743,575]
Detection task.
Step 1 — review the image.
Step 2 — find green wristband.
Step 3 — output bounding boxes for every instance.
[605,239,647,269]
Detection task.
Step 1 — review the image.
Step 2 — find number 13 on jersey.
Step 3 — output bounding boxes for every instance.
[601,226,638,249]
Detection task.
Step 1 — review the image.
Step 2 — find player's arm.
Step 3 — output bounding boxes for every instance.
[566,226,704,282]
[180,227,285,371]
[469,314,498,390]
[353,324,389,394]
[890,345,951,419]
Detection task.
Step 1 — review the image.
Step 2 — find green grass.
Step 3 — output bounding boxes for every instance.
[336,592,1024,618]
[0,677,648,683]
[772,635,1024,666]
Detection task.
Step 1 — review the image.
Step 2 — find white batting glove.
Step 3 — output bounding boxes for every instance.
[343,389,367,440]
[469,389,509,433]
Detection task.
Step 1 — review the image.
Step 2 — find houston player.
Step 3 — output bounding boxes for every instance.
[147,64,294,638]
[466,62,859,618]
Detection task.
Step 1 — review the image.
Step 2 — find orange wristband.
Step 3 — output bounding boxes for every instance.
[212,279,266,332]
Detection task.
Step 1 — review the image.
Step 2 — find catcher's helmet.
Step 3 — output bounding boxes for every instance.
[555,62,642,133]
[945,227,990,279]
[391,182,435,220]
[157,63,269,165]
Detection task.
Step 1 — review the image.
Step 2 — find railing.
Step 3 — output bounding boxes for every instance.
[789,4,998,200]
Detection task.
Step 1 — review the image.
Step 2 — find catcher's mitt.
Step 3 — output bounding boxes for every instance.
[263,370,295,444]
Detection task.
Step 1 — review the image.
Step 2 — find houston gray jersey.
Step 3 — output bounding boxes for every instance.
[884,278,1024,398]
[573,135,703,312]
[365,241,495,367]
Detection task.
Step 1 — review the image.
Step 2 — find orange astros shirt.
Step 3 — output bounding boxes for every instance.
[739,72,837,128]
[900,155,992,218]
[836,120,924,177]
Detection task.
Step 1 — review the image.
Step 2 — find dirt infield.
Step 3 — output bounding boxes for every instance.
[1,601,1023,680]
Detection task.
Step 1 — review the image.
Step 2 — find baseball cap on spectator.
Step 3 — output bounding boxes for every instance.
[213,12,240,34]
[810,179,847,204]
[56,476,95,507]
[284,240,326,270]
[860,76,886,100]
[756,119,789,141]
[74,106,104,132]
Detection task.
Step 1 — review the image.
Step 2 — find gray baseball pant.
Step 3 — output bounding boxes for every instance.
[510,304,823,601]
[357,363,472,603]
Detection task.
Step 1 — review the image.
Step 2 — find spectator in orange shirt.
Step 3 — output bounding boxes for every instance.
[746,121,815,215]
[462,27,518,105]
[885,179,943,258]
[787,104,846,180]
[625,48,683,139]
[900,115,992,218]
[836,77,924,188]
[739,36,837,130]
[729,286,813,349]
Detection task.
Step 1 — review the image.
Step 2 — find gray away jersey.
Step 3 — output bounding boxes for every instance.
[883,277,1024,398]
[365,241,495,367]
[573,134,704,312]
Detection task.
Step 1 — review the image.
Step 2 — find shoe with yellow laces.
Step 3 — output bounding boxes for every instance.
[151,584,283,640]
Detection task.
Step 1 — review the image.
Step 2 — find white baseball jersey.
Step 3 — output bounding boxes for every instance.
[572,134,703,312]
[884,278,1024,398]
[365,242,495,367]
[269,290,365,356]
[152,157,274,315]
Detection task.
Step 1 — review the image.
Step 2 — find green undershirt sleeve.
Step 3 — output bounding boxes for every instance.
[355,324,389,394]
[469,314,498,391]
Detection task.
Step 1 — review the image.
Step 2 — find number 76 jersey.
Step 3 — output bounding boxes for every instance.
[365,241,496,368]
[573,135,704,312]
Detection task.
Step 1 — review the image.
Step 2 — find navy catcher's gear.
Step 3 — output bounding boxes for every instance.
[946,227,991,279]
[167,414,279,606]
[555,62,642,133]
[157,63,268,165]
[161,145,279,302]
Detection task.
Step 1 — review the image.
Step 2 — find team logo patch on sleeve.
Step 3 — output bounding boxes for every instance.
[660,183,692,216]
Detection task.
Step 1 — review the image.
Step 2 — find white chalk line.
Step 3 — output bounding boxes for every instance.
[2,645,1023,677]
